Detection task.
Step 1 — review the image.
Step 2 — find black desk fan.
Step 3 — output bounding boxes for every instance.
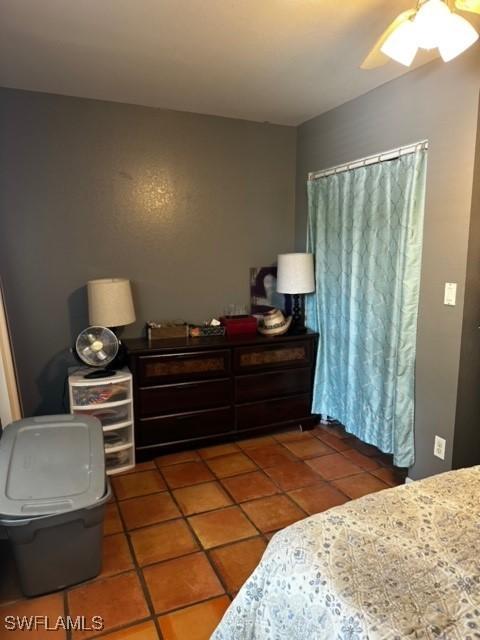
[75,326,119,379]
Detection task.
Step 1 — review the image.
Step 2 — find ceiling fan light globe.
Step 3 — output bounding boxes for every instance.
[381,20,418,66]
[414,0,451,49]
[455,0,480,12]
[438,12,479,60]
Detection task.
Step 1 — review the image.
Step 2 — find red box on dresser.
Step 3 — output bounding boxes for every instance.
[219,315,258,337]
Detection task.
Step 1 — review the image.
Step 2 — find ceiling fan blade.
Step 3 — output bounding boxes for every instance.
[455,0,480,14]
[361,9,417,69]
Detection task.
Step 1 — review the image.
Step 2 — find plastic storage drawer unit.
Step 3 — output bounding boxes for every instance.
[0,414,110,597]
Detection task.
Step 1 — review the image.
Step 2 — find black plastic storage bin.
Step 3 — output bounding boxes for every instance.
[0,415,109,597]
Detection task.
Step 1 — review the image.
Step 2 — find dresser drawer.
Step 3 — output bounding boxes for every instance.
[234,340,312,373]
[237,393,312,430]
[138,349,231,385]
[137,407,233,446]
[139,379,231,417]
[235,368,312,403]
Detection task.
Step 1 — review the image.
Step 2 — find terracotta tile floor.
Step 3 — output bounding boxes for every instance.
[0,423,406,639]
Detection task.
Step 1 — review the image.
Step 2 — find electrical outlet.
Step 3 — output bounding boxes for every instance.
[434,435,446,460]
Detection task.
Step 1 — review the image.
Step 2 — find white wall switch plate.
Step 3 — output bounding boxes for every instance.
[434,435,446,460]
[444,282,457,306]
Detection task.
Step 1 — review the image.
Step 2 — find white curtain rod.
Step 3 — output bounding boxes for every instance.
[308,140,428,181]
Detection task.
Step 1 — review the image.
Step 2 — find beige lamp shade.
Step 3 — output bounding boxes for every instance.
[87,278,136,327]
[276,253,315,294]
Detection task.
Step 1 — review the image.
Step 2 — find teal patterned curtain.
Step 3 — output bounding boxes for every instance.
[306,150,427,468]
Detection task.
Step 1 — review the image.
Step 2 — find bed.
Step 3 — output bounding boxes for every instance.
[212,466,480,639]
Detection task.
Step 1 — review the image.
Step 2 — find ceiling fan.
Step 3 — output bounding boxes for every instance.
[362,0,480,68]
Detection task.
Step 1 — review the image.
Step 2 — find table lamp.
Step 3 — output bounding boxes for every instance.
[276,253,315,333]
[87,278,136,329]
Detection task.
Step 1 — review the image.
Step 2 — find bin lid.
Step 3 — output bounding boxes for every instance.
[0,415,106,518]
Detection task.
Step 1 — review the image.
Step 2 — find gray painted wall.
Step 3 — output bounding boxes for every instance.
[0,88,296,417]
[453,98,480,469]
[296,49,480,480]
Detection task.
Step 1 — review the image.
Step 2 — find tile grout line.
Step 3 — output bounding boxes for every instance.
[122,468,257,630]
[163,476,231,583]
[162,445,308,578]
[232,437,338,502]
[152,469,245,620]
[111,486,166,640]
[183,454,275,558]
[200,444,315,535]
[211,474,278,551]
[63,588,71,640]
[198,441,312,536]
[105,455,386,572]
[78,616,154,640]
[154,469,241,619]
[64,506,160,639]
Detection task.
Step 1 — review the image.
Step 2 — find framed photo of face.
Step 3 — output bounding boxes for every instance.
[250,266,291,316]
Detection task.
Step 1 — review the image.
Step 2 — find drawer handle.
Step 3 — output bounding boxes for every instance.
[140,378,230,391]
[144,352,227,361]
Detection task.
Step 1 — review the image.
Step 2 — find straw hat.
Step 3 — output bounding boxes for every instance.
[258,309,292,336]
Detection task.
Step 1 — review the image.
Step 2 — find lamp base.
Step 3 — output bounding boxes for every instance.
[289,325,308,335]
[290,294,307,334]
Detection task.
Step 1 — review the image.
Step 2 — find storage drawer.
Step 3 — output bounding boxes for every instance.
[73,403,131,427]
[106,448,134,474]
[138,350,231,385]
[137,407,233,446]
[236,393,312,430]
[71,381,129,406]
[234,340,312,373]
[235,368,311,403]
[139,379,231,417]
[103,425,132,450]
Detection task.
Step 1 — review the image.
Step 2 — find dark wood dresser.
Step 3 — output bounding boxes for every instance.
[124,331,318,459]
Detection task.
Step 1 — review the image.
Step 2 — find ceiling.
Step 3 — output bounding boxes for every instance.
[0,0,451,125]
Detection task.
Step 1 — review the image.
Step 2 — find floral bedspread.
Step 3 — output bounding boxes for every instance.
[212,466,480,639]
